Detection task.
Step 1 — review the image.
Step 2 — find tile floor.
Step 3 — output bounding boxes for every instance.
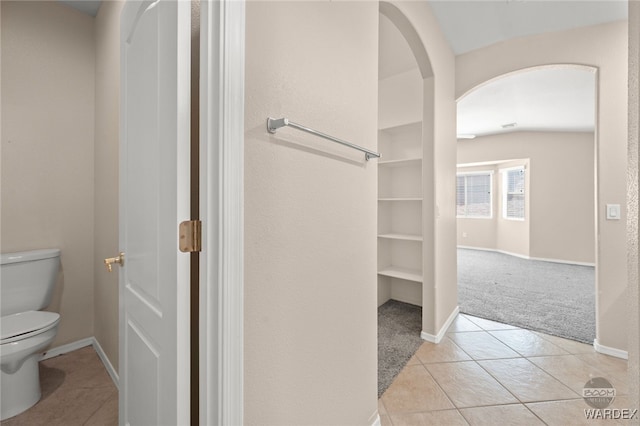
[379,314,631,425]
[2,346,118,426]
[1,315,631,426]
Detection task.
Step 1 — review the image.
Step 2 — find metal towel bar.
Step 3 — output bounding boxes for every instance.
[266,117,381,161]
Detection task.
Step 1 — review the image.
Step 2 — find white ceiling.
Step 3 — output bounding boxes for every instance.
[457,66,596,137]
[428,0,628,56]
[380,1,626,137]
[62,0,624,138]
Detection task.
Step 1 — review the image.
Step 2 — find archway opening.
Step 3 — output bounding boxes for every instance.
[456,65,598,344]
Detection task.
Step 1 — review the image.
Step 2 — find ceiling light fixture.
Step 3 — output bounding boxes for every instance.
[457,134,476,139]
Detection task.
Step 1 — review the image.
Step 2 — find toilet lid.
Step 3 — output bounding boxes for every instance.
[1,311,60,343]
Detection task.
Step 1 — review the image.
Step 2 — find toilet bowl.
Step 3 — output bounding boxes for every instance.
[0,249,61,421]
[1,312,60,420]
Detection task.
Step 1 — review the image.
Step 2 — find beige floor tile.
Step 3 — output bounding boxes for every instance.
[3,346,118,425]
[2,384,115,426]
[448,331,521,360]
[405,354,421,366]
[576,353,628,383]
[420,409,470,425]
[479,358,579,402]
[414,339,471,364]
[526,398,630,425]
[380,414,392,426]
[527,354,628,395]
[378,399,388,415]
[532,331,595,354]
[381,364,455,413]
[489,329,569,357]
[85,389,118,426]
[459,404,545,426]
[40,346,114,390]
[426,361,518,408]
[447,315,483,332]
[462,315,519,331]
[390,409,469,425]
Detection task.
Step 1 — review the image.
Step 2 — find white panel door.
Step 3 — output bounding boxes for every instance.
[119,1,190,424]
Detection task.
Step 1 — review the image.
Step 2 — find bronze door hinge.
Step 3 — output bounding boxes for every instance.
[179,220,202,252]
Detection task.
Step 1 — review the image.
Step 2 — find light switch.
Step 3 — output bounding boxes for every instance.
[606,204,621,220]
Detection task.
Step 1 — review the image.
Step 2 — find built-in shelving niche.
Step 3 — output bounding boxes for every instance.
[377,121,423,308]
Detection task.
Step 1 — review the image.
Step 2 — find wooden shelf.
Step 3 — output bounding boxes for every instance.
[378,158,422,168]
[378,266,422,283]
[378,233,422,242]
[378,197,422,202]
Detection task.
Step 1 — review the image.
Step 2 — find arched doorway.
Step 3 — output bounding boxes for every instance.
[456,65,598,343]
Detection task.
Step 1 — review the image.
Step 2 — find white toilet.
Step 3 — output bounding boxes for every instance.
[0,248,61,421]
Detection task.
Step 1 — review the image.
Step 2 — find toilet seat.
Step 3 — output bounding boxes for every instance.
[1,311,60,345]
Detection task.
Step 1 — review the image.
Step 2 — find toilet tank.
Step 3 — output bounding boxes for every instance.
[0,249,61,316]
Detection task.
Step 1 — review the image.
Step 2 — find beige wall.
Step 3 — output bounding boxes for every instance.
[378,67,423,129]
[94,0,123,373]
[1,1,95,347]
[244,1,378,423]
[458,132,595,264]
[457,21,628,351]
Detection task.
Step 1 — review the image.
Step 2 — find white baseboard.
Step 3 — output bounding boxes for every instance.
[41,337,93,360]
[458,245,530,260]
[93,337,119,389]
[528,255,595,267]
[594,339,628,360]
[421,306,460,343]
[457,245,595,267]
[40,337,119,388]
[370,413,381,426]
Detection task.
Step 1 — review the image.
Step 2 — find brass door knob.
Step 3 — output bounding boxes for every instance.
[104,252,125,272]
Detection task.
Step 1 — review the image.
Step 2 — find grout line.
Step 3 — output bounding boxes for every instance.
[380,314,628,423]
[522,402,551,426]
[81,388,118,426]
[473,358,525,406]
[476,357,583,405]
[415,361,458,412]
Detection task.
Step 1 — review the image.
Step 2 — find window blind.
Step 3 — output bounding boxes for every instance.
[456,172,492,218]
[504,167,525,219]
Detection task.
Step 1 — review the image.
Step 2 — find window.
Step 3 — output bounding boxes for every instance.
[503,167,525,220]
[456,172,492,218]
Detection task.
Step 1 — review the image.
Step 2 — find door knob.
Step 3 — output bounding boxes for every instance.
[104,252,125,272]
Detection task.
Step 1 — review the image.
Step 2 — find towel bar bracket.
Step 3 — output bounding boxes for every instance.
[267,117,288,133]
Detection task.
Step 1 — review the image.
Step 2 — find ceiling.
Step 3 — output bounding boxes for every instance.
[457,66,596,137]
[380,1,627,137]
[58,0,101,17]
[428,0,628,56]
[63,0,625,138]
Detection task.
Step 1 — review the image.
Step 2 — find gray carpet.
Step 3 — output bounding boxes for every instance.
[458,248,595,343]
[377,250,594,397]
[377,300,423,398]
